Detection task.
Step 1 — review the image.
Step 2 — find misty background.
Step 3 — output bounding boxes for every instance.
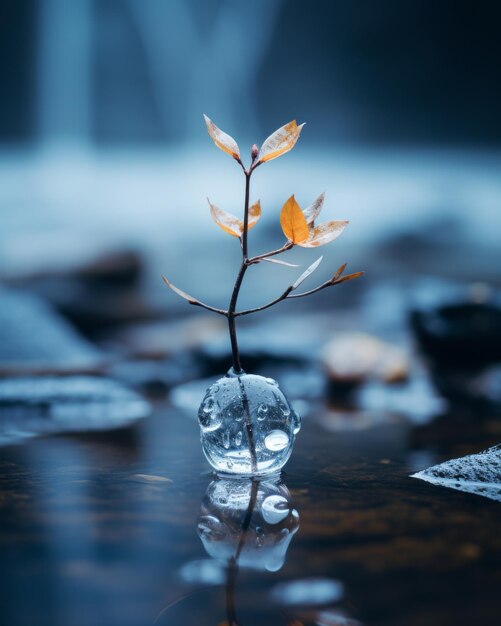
[1,0,500,310]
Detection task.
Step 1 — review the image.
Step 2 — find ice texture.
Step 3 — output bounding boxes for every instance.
[411,444,501,502]
[197,478,299,572]
[198,369,301,476]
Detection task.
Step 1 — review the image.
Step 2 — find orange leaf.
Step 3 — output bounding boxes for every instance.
[303,192,325,225]
[162,276,200,304]
[248,200,261,230]
[208,200,243,237]
[203,114,240,160]
[258,120,304,163]
[299,220,349,248]
[280,195,309,243]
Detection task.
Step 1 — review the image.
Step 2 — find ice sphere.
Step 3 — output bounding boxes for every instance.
[197,477,299,572]
[198,369,301,476]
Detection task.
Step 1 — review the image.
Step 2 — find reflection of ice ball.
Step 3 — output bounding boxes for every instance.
[197,478,299,572]
[198,369,301,476]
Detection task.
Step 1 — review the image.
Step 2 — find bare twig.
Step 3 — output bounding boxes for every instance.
[235,269,364,316]
[162,276,228,316]
[288,271,364,299]
[247,240,294,265]
[234,287,293,317]
[190,301,228,315]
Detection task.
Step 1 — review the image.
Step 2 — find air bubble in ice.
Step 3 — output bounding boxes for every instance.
[264,430,289,452]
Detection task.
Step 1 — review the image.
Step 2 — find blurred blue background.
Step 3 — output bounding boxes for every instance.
[0,0,500,308]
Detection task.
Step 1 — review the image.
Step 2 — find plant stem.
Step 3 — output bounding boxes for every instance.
[225,479,259,626]
[227,171,251,373]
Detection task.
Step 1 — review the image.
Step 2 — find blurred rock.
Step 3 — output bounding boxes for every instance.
[356,374,447,424]
[411,293,501,370]
[0,376,150,445]
[322,332,409,386]
[431,363,501,412]
[199,313,348,373]
[105,316,226,359]
[5,249,158,335]
[472,365,501,409]
[108,354,201,396]
[0,287,104,375]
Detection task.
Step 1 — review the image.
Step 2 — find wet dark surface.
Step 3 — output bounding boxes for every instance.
[0,392,499,626]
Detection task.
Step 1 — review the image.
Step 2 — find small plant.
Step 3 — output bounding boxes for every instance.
[163,115,363,372]
[163,116,363,476]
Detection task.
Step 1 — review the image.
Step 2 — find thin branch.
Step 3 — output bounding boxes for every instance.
[162,275,228,316]
[189,301,228,316]
[227,170,252,372]
[235,271,364,316]
[286,279,333,299]
[288,271,365,298]
[235,156,247,175]
[248,241,294,265]
[234,286,293,317]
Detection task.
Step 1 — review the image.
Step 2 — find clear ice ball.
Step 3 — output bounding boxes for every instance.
[197,477,299,572]
[198,369,301,476]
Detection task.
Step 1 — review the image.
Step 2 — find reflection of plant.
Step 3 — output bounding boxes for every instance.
[163,116,363,373]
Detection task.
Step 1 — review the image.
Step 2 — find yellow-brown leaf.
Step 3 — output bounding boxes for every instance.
[299,220,348,248]
[280,195,310,243]
[258,120,304,163]
[208,200,243,237]
[334,270,364,284]
[247,200,261,230]
[203,114,240,159]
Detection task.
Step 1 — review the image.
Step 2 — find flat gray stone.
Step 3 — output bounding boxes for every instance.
[0,376,150,445]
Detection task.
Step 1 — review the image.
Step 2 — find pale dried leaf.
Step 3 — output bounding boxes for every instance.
[292,256,323,290]
[258,120,304,163]
[280,195,310,243]
[248,200,261,231]
[208,200,243,237]
[162,276,200,305]
[331,262,348,283]
[303,192,325,225]
[203,114,240,159]
[262,258,300,267]
[333,271,364,284]
[299,220,349,248]
[129,474,172,484]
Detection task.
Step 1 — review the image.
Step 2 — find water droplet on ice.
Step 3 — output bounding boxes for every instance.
[223,430,230,449]
[235,431,242,446]
[257,403,268,420]
[255,526,264,547]
[266,377,278,386]
[198,396,222,432]
[273,391,290,416]
[202,396,214,413]
[264,430,289,452]
[197,515,225,540]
